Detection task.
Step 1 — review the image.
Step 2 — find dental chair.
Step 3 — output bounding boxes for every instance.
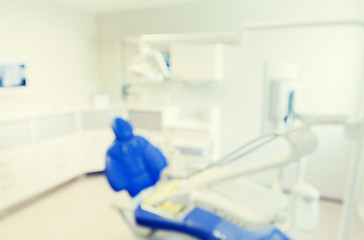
[105,118,296,240]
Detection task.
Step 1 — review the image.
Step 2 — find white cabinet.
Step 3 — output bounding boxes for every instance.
[0,133,84,211]
[164,117,220,176]
[0,120,31,151]
[80,108,127,173]
[0,146,45,210]
[35,113,77,141]
[0,150,17,210]
[121,34,229,86]
[82,130,114,173]
[0,106,128,212]
[39,134,83,186]
[170,43,224,82]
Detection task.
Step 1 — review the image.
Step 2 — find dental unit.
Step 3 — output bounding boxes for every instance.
[104,116,323,240]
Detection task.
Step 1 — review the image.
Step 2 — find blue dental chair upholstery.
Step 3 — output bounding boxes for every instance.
[105,117,167,197]
[105,117,290,240]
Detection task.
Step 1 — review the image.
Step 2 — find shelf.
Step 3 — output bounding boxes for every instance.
[124,79,220,88]
[164,119,210,131]
[121,32,241,45]
[139,32,241,45]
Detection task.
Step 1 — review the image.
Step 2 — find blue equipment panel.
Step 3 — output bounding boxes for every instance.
[135,207,291,240]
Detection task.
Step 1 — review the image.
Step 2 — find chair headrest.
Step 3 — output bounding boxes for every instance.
[112,118,133,140]
[106,117,167,197]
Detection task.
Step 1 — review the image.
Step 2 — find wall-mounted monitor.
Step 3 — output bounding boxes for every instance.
[0,62,26,88]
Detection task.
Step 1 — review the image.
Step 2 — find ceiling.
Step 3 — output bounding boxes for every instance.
[54,0,199,14]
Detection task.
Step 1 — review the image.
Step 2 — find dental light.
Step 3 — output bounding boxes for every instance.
[128,43,170,82]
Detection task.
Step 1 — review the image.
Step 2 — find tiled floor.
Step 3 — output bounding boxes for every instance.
[0,176,363,240]
[289,201,364,240]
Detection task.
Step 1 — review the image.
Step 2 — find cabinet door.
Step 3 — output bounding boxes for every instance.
[64,134,84,178]
[170,43,223,82]
[0,150,17,210]
[80,108,126,172]
[0,134,84,212]
[37,134,83,187]
[0,146,41,210]
[82,130,114,173]
[13,145,50,203]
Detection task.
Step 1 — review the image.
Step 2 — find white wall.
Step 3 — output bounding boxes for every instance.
[98,0,363,36]
[97,0,364,199]
[97,0,364,103]
[0,0,99,115]
[237,26,364,198]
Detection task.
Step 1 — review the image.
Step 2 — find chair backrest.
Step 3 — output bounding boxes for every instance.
[105,118,167,197]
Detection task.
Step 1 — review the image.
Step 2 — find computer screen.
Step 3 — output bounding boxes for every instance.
[0,62,26,88]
